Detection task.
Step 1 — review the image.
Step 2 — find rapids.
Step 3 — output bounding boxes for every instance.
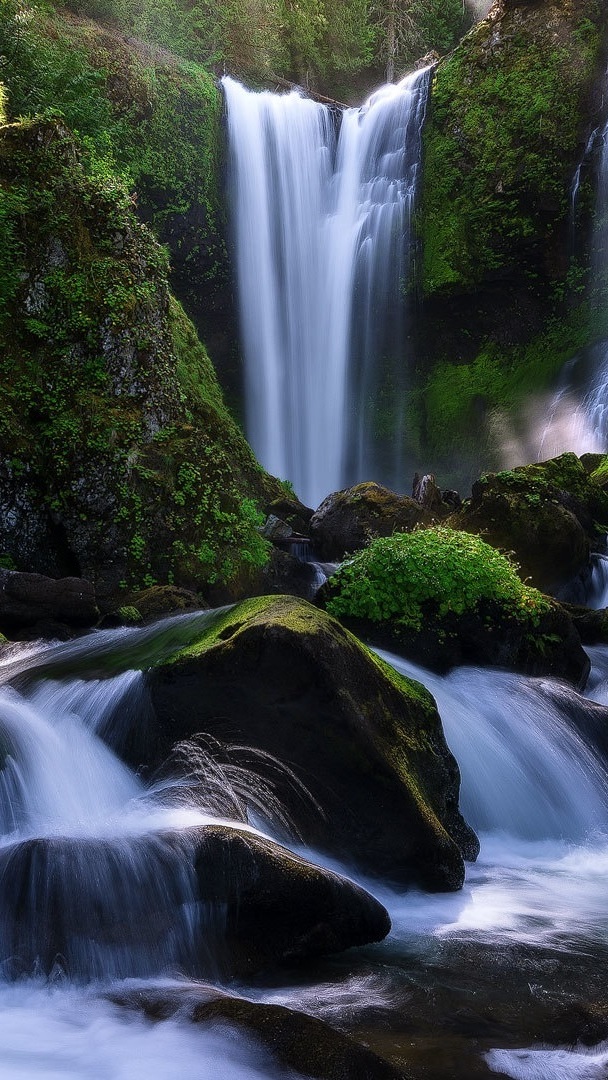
[0,617,606,1076]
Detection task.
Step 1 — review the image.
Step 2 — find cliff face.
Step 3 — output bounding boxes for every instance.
[0,118,279,600]
[411,0,608,477]
[0,2,239,399]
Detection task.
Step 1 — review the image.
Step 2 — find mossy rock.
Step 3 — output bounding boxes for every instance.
[147,595,479,891]
[0,118,281,600]
[421,0,605,297]
[121,585,202,622]
[323,527,589,685]
[110,984,409,1080]
[455,453,608,592]
[309,482,437,562]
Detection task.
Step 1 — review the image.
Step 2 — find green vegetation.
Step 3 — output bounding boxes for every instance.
[421,4,603,294]
[326,527,550,632]
[416,309,608,463]
[0,116,276,593]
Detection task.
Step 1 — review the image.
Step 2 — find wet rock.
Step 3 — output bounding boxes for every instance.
[309,482,434,561]
[109,983,409,1080]
[115,585,202,623]
[0,825,390,979]
[265,496,314,536]
[147,595,478,891]
[0,569,98,633]
[260,514,294,541]
[260,547,325,601]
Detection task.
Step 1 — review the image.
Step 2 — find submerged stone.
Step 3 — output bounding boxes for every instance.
[109,983,409,1080]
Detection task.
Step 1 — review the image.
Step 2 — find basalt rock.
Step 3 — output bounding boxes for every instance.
[0,825,390,979]
[0,569,98,635]
[109,984,409,1080]
[147,595,479,891]
[309,482,436,561]
[454,454,608,593]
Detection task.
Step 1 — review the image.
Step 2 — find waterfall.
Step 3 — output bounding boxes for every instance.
[223,70,431,509]
[376,650,608,842]
[538,91,608,456]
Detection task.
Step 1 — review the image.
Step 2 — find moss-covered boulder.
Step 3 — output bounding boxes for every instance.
[323,527,589,685]
[413,0,607,471]
[147,595,479,891]
[454,453,608,592]
[110,984,409,1080]
[0,118,281,601]
[309,482,436,562]
[0,825,390,979]
[422,0,604,303]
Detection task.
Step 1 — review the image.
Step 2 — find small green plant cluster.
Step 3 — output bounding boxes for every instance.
[326,527,550,632]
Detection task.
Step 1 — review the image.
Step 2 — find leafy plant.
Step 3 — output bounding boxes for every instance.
[326,527,550,631]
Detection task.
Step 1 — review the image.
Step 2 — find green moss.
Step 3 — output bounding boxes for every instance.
[117,605,142,623]
[416,307,608,467]
[590,456,608,487]
[326,527,550,632]
[421,2,603,295]
[0,117,277,593]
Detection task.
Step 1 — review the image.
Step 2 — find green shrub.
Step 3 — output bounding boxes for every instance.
[326,527,550,631]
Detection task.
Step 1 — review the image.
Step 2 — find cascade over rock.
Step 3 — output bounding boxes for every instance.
[0,825,390,979]
[147,596,478,891]
[110,985,409,1080]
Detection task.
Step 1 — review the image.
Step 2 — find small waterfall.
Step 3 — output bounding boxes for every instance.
[223,70,431,508]
[377,650,608,841]
[0,621,297,983]
[539,91,608,453]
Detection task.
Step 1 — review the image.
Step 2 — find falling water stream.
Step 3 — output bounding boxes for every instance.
[0,614,607,1077]
[223,71,430,508]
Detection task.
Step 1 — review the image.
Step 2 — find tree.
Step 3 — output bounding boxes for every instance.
[370,0,469,82]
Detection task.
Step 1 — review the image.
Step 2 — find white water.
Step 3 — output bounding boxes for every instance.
[3,621,608,1074]
[0,983,300,1080]
[223,71,430,508]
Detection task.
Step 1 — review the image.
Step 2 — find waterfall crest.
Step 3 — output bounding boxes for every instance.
[223,70,431,508]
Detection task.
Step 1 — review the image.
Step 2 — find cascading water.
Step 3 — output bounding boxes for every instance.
[5,613,608,1077]
[223,70,430,509]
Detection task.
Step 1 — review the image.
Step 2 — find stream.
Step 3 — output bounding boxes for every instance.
[0,617,606,1078]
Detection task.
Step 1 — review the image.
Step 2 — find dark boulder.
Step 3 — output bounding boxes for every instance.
[309,482,435,561]
[0,569,98,634]
[454,454,608,593]
[0,825,390,979]
[109,983,409,1080]
[112,585,203,623]
[147,595,478,891]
